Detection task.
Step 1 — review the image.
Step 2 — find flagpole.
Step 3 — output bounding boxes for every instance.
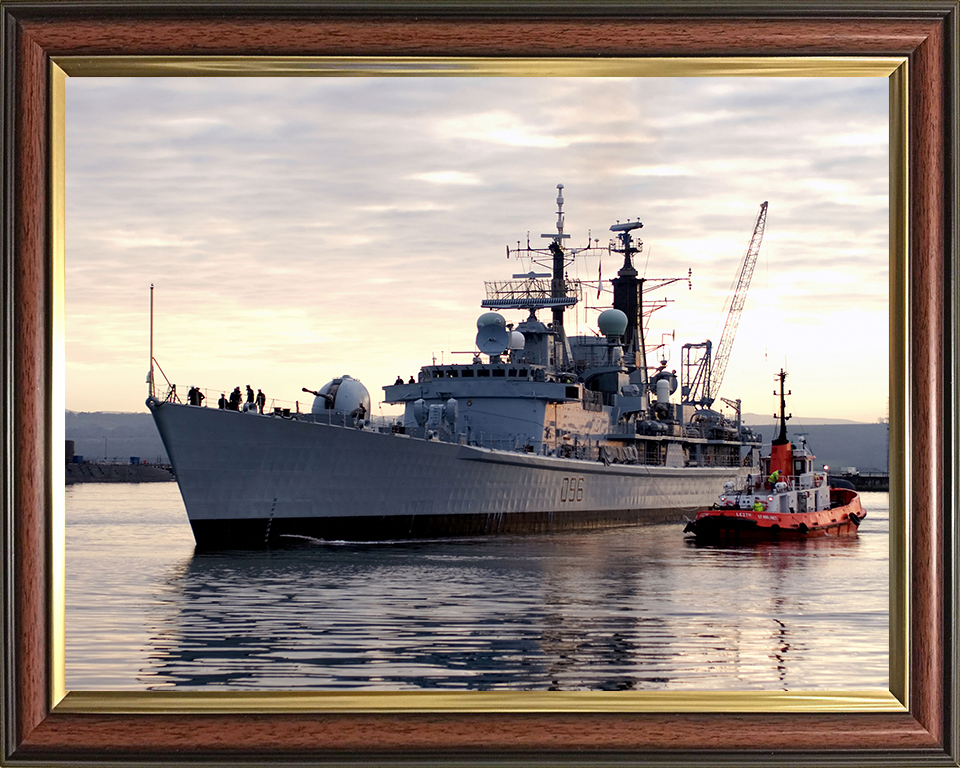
[149,283,155,398]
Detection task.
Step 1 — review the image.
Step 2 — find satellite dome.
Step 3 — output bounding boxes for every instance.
[597,308,629,337]
[476,312,506,329]
[476,324,509,356]
[311,375,371,417]
[509,330,525,350]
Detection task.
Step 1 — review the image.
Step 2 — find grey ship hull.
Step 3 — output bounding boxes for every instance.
[149,399,746,549]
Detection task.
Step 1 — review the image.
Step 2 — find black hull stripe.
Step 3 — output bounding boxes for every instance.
[190,507,686,550]
[687,517,862,543]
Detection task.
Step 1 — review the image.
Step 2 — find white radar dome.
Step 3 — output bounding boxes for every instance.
[598,308,629,337]
[509,330,525,350]
[311,375,371,418]
[476,312,506,329]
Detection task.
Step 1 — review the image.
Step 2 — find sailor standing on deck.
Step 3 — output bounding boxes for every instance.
[218,393,227,409]
[187,386,204,407]
[256,389,266,414]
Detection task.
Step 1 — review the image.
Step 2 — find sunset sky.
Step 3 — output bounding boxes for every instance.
[65,76,888,423]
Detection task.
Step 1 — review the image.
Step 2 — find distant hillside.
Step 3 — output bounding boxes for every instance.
[65,411,168,464]
[741,412,865,426]
[65,410,890,474]
[744,422,889,473]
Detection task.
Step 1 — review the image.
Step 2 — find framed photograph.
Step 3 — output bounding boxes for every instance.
[2,2,957,765]
[61,68,892,698]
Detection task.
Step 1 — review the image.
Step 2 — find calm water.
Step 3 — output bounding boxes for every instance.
[66,483,889,691]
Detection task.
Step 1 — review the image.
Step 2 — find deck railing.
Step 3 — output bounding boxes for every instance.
[164,383,402,428]
[745,472,829,492]
[165,383,301,414]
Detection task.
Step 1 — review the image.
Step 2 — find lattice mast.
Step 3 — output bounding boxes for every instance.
[547,185,573,367]
[492,184,597,370]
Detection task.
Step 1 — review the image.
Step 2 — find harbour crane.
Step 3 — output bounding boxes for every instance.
[680,201,768,408]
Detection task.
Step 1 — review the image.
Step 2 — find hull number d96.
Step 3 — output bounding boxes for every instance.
[560,476,585,503]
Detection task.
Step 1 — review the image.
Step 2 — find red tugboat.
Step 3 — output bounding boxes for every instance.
[684,369,865,543]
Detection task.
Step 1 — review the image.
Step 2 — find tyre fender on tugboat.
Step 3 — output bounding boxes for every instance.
[829,477,857,491]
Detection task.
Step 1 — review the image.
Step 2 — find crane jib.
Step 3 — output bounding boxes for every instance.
[680,201,768,408]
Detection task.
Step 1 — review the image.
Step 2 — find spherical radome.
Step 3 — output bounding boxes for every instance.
[476,312,506,329]
[597,308,628,337]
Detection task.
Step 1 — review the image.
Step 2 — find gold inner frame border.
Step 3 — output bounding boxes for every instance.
[49,54,909,717]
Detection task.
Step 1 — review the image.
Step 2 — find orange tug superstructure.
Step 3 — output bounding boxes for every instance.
[684,369,865,543]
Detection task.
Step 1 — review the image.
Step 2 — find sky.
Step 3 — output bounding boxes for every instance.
[65,76,889,423]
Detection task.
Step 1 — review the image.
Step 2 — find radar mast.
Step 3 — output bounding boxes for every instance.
[486,184,600,371]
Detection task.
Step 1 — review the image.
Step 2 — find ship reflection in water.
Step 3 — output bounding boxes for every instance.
[133,497,888,691]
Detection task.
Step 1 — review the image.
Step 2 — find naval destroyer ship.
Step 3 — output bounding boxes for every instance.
[148,186,762,549]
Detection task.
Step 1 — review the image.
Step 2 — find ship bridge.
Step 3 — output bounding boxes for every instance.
[382,362,581,404]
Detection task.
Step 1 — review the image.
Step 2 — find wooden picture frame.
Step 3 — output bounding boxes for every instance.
[2,2,957,765]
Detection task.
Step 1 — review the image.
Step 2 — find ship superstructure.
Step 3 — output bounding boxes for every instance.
[381,185,754,471]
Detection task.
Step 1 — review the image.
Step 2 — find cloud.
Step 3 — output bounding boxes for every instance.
[408,171,482,185]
